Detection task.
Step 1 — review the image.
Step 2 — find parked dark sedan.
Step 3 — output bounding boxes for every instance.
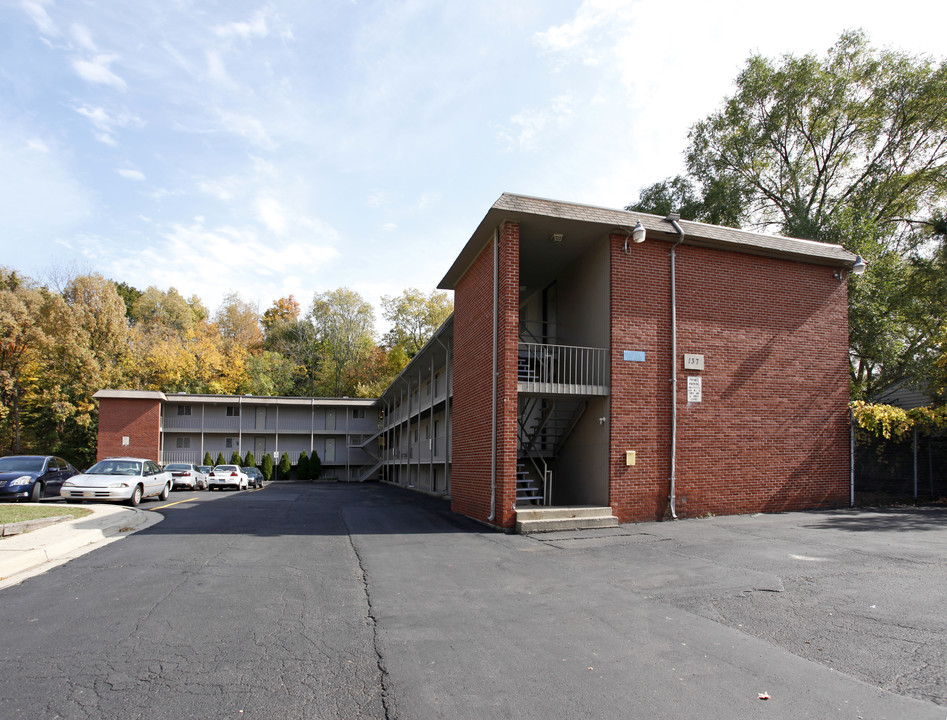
[243,467,264,489]
[0,455,78,502]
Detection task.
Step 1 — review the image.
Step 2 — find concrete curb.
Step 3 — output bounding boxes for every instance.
[0,503,163,590]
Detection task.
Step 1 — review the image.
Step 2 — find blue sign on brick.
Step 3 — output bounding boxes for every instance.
[623,351,646,362]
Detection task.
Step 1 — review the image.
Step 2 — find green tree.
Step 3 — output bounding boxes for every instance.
[261,453,274,481]
[215,451,226,466]
[230,450,242,465]
[246,351,300,396]
[203,451,213,466]
[630,31,947,399]
[113,281,143,320]
[278,452,291,479]
[243,450,256,468]
[131,286,196,331]
[309,449,322,480]
[297,450,310,482]
[310,288,376,396]
[381,288,453,357]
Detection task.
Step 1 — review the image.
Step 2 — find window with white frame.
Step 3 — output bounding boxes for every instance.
[177,405,192,416]
[225,437,239,449]
[176,437,191,448]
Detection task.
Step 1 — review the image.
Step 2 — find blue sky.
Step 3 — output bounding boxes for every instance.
[2,0,945,327]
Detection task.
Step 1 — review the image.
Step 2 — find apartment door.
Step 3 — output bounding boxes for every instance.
[255,406,266,430]
[254,437,266,456]
[325,438,336,462]
[326,409,336,431]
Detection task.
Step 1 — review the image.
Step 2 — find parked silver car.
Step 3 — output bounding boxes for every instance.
[61,457,171,506]
[165,463,207,490]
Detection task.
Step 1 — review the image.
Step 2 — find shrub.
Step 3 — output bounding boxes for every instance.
[261,453,274,481]
[310,449,322,480]
[203,451,213,466]
[215,451,226,466]
[278,452,291,479]
[230,451,242,465]
[297,451,310,481]
[243,450,256,468]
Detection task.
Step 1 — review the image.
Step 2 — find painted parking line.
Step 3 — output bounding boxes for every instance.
[150,498,193,511]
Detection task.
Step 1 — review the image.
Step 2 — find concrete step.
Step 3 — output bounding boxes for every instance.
[514,506,619,534]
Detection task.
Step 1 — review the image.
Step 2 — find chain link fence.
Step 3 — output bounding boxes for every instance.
[854,430,947,503]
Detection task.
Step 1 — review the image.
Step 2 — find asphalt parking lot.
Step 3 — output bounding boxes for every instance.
[0,483,943,719]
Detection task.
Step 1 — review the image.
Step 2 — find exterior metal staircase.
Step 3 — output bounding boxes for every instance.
[516,397,587,506]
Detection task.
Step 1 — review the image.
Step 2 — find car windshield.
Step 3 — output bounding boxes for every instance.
[165,464,190,471]
[214,465,238,472]
[197,466,211,473]
[0,457,45,472]
[87,460,142,476]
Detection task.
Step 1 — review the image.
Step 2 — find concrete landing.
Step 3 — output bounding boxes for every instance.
[514,506,619,534]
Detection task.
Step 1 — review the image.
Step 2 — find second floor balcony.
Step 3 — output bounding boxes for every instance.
[517,342,608,396]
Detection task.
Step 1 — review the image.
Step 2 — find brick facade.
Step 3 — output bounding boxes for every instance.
[96,397,162,462]
[451,222,520,529]
[609,235,850,522]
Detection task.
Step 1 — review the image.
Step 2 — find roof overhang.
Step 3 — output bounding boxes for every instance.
[438,192,858,289]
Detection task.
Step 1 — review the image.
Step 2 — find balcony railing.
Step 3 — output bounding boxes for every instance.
[517,343,608,395]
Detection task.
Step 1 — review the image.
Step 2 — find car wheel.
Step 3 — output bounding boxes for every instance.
[30,482,42,502]
[128,485,143,507]
[159,483,170,501]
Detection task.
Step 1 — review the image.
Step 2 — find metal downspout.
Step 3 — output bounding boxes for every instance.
[488,227,499,522]
[667,215,685,520]
[850,408,855,507]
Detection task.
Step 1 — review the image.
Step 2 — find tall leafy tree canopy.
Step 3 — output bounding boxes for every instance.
[629,31,947,400]
[381,288,453,358]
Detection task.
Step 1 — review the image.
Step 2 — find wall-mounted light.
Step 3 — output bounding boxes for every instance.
[834,255,868,281]
[623,221,646,253]
[551,233,563,243]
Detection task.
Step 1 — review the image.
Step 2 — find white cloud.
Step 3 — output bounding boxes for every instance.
[256,197,286,234]
[205,50,233,86]
[20,0,57,36]
[73,104,142,145]
[72,53,127,89]
[70,23,97,51]
[101,219,340,311]
[117,168,146,181]
[26,138,49,152]
[214,9,271,40]
[497,95,575,151]
[217,111,276,149]
[213,8,293,42]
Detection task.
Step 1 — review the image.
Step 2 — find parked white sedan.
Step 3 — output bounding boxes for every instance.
[60,457,171,506]
[207,465,249,491]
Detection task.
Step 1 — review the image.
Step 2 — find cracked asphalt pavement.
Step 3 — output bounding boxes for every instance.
[0,483,943,719]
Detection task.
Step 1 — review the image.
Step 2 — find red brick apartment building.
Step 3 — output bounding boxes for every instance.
[97,193,858,532]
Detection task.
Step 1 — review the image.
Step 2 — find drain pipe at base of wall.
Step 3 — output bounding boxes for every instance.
[488,227,499,523]
[666,213,685,520]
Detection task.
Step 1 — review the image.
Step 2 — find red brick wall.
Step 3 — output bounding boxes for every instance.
[609,235,850,521]
[451,223,520,528]
[96,397,162,462]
